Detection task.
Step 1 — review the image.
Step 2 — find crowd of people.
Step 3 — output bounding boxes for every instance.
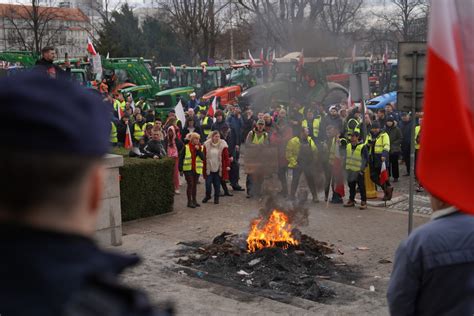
[109,90,422,209]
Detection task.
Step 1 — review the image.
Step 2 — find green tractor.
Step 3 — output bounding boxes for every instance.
[154,66,224,118]
[239,53,347,112]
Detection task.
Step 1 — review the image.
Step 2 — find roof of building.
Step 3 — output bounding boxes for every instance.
[0,4,89,23]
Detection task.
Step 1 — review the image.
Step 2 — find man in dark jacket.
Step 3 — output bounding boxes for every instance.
[387,194,474,316]
[220,124,243,191]
[0,72,170,316]
[385,115,402,182]
[144,130,167,158]
[399,112,413,176]
[35,46,71,79]
[211,110,226,132]
[320,105,344,142]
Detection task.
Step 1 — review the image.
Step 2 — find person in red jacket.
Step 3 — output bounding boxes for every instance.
[202,131,230,204]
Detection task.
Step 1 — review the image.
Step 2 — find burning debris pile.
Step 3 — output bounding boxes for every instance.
[177,207,348,302]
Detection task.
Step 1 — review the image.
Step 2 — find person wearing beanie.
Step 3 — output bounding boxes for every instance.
[0,71,170,315]
[211,109,226,133]
[385,115,402,182]
[367,121,393,200]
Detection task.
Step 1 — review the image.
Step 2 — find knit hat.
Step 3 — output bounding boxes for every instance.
[257,119,265,125]
[371,121,381,129]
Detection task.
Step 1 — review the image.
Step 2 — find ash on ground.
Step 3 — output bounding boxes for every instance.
[177,232,352,302]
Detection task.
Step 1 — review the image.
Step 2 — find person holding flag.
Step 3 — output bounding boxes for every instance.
[367,121,393,200]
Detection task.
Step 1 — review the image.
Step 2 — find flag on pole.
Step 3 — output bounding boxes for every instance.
[271,50,276,63]
[106,52,110,59]
[124,124,133,149]
[351,44,356,63]
[207,96,218,117]
[259,48,264,64]
[332,138,345,197]
[174,100,186,125]
[369,53,373,63]
[383,43,388,65]
[418,0,474,214]
[87,37,97,56]
[248,50,255,66]
[379,161,388,185]
[296,48,304,73]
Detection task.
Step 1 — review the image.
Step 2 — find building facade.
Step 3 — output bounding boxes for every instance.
[0,4,91,58]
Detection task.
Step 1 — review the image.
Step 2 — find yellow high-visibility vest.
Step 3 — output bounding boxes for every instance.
[114,100,126,112]
[251,131,268,144]
[301,117,322,138]
[183,145,203,174]
[415,125,421,150]
[286,136,317,168]
[110,122,118,143]
[202,116,211,136]
[373,132,390,154]
[346,143,364,172]
[133,122,147,141]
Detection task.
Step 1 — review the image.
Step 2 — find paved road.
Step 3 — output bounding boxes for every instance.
[115,172,429,315]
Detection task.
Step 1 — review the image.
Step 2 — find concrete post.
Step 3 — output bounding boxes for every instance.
[95,154,124,246]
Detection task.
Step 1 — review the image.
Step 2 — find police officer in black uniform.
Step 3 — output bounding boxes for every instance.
[0,71,172,316]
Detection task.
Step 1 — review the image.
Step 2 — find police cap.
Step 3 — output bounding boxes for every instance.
[0,71,110,156]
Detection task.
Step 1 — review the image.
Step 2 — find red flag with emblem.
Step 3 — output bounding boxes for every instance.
[418,0,474,214]
[379,161,388,185]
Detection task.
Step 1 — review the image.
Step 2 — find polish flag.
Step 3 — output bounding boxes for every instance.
[383,43,388,65]
[351,44,356,63]
[87,37,97,56]
[418,0,474,214]
[124,124,133,149]
[248,50,255,66]
[379,161,388,185]
[207,96,218,117]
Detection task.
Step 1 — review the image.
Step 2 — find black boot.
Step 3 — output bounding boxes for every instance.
[202,196,210,203]
[214,196,219,204]
[193,199,200,207]
[187,200,195,208]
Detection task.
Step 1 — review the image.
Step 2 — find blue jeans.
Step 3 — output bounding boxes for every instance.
[205,172,221,198]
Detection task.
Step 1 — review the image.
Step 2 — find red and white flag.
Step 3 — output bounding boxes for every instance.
[124,124,133,149]
[379,161,388,185]
[271,50,276,63]
[418,0,474,214]
[351,44,356,63]
[248,50,255,66]
[259,48,264,64]
[383,43,388,65]
[296,48,304,73]
[87,37,97,56]
[207,96,218,117]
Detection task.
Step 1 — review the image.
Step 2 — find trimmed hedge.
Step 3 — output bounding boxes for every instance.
[112,148,175,221]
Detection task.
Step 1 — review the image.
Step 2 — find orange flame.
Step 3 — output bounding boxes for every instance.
[247,209,299,252]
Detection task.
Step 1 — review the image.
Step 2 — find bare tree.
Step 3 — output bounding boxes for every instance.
[236,0,326,49]
[320,0,363,35]
[161,0,227,62]
[377,0,428,41]
[4,0,66,53]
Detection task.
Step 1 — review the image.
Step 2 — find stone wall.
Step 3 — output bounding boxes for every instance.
[95,154,123,246]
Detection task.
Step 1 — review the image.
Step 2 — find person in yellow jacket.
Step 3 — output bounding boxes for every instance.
[367,121,393,200]
[110,120,118,146]
[286,127,319,203]
[301,108,322,142]
[113,94,126,116]
[179,132,204,208]
[415,121,423,192]
[133,113,147,143]
[344,129,369,209]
